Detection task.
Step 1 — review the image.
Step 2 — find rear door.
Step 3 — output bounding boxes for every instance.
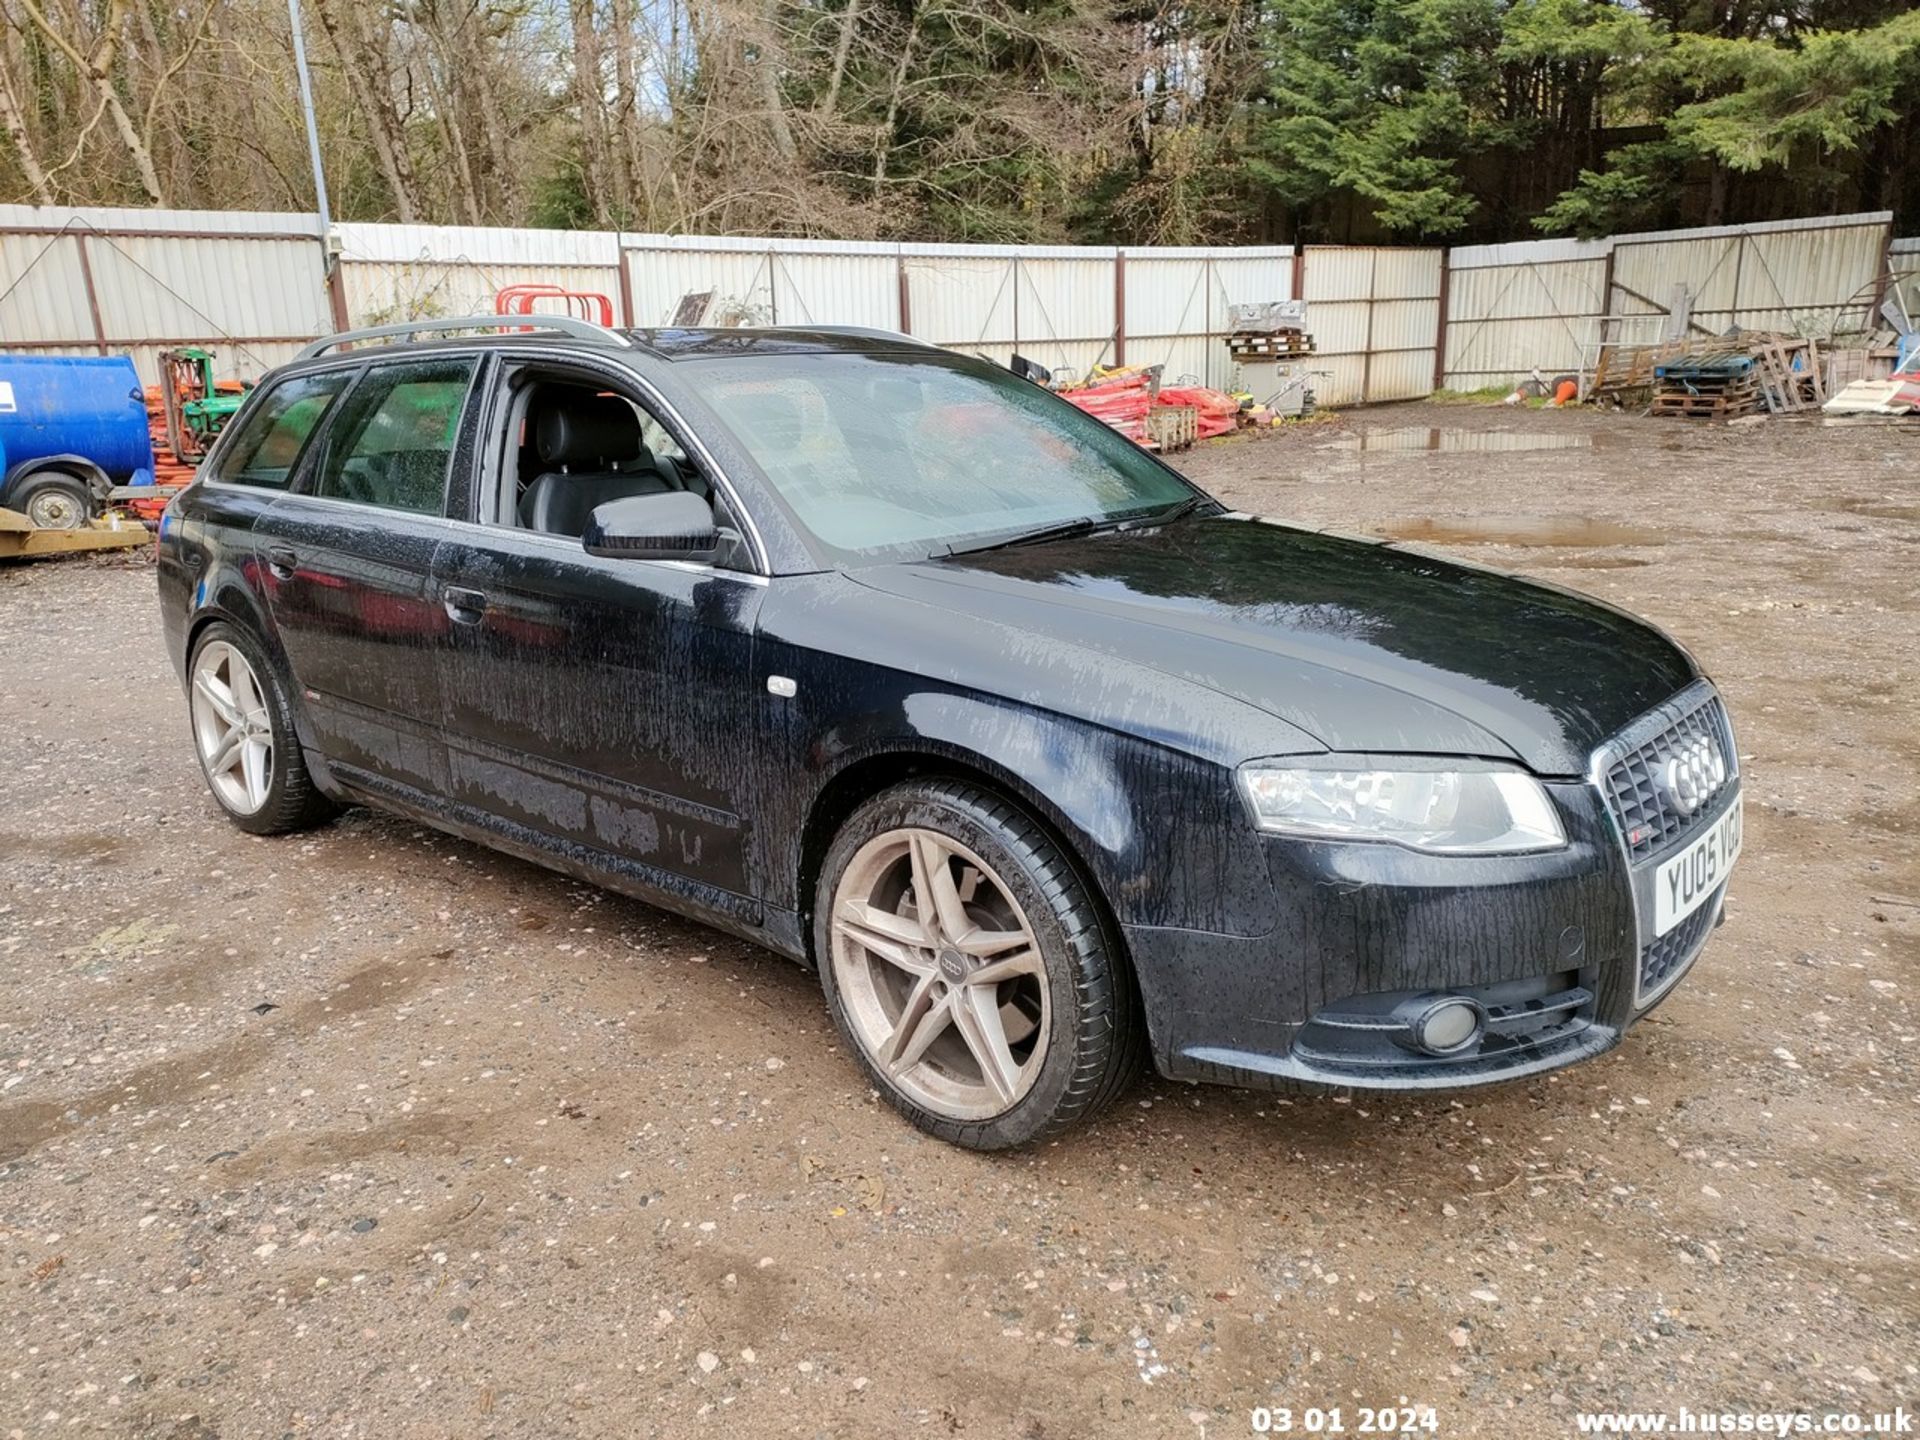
[254,354,481,796]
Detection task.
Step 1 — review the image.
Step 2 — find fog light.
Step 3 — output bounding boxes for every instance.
[1399,995,1485,1056]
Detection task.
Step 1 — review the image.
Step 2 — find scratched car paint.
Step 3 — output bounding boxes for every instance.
[157,320,1742,1148]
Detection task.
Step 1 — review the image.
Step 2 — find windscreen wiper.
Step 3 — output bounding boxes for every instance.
[1123,495,1208,529]
[940,496,1211,559]
[940,514,1112,558]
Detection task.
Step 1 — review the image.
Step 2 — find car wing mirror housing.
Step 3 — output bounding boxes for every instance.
[583,490,719,562]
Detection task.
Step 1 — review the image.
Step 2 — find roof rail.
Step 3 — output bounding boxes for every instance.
[296,314,631,362]
[802,324,942,350]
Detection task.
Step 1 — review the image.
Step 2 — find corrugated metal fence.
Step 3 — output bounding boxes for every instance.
[1892,237,1920,328]
[3,203,1910,402]
[0,205,329,381]
[1443,212,1901,390]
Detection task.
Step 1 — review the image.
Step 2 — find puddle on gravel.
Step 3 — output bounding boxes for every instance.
[1326,427,1595,453]
[1374,515,1669,548]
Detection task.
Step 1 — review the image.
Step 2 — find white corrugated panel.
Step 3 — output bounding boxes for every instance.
[1370,299,1439,353]
[1612,234,1741,316]
[1207,253,1295,329]
[905,255,1016,345]
[1122,256,1212,341]
[341,260,620,328]
[1312,355,1368,408]
[0,233,96,342]
[88,232,327,341]
[1449,235,1610,270]
[1370,248,1442,301]
[772,251,898,329]
[1302,247,1377,304]
[1611,217,1889,334]
[1450,257,1605,321]
[334,222,617,267]
[1016,257,1113,347]
[0,206,328,384]
[1734,222,1887,331]
[626,248,775,327]
[1367,349,1436,402]
[1610,210,1889,248]
[1443,316,1589,388]
[0,203,320,237]
[1442,257,1606,386]
[1303,300,1371,357]
[1893,239,1920,304]
[1128,335,1215,388]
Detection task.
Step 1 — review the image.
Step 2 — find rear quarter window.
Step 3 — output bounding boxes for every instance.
[213,372,353,490]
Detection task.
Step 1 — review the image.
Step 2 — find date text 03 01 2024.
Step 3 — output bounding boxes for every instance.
[1251,1406,1441,1434]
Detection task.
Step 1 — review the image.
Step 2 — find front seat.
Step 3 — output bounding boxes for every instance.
[518,394,674,537]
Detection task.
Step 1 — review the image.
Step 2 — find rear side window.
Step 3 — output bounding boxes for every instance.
[315,358,476,516]
[214,372,351,489]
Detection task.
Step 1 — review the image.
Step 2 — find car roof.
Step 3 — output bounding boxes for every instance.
[281,324,940,377]
[623,327,938,360]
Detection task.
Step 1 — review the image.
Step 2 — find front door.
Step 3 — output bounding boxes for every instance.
[431,533,764,905]
[254,354,480,796]
[430,368,763,911]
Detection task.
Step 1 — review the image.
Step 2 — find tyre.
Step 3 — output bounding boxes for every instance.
[187,622,338,836]
[815,779,1143,1149]
[14,471,92,530]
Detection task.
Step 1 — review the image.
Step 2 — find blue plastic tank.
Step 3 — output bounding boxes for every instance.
[0,354,156,485]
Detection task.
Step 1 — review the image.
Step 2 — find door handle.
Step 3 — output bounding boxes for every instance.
[443,586,489,624]
[265,544,297,579]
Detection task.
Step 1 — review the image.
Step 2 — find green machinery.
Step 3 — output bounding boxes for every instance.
[158,347,249,464]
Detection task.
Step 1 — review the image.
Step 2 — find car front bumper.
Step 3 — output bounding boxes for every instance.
[1125,775,1735,1094]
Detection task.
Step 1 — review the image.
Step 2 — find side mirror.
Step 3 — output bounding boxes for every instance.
[583,490,718,562]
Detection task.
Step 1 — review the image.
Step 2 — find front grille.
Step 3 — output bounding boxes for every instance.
[1598,687,1736,860]
[1641,883,1723,997]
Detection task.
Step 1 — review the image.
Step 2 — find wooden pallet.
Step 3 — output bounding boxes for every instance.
[1227,331,1316,359]
[1651,387,1759,419]
[1750,336,1826,413]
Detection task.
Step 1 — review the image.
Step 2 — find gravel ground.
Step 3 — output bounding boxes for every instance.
[2,401,1916,1439]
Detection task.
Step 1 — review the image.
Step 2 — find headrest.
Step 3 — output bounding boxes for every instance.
[536,394,644,466]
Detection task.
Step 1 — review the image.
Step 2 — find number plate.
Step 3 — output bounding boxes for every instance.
[1654,791,1742,936]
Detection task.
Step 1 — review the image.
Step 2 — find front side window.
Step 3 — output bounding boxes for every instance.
[315,358,476,516]
[680,351,1194,563]
[214,371,352,490]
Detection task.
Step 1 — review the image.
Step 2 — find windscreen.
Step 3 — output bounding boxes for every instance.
[681,350,1194,563]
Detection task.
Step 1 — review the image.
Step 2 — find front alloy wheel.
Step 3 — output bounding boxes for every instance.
[816,780,1143,1149]
[831,827,1051,1118]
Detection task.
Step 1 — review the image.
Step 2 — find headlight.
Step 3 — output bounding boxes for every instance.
[1237,760,1566,854]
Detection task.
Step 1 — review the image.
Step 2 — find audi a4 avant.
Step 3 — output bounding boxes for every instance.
[158,316,1742,1149]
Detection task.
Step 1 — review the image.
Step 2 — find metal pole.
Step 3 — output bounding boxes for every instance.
[286,0,332,237]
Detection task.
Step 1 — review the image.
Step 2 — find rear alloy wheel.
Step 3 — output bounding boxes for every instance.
[187,623,338,835]
[16,473,91,530]
[817,781,1143,1149]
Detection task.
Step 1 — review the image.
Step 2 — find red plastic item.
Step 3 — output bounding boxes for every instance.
[494,283,617,328]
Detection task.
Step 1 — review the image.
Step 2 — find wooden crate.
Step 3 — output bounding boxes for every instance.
[1144,405,1199,451]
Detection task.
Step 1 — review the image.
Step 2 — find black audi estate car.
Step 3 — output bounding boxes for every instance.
[158,315,1742,1149]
